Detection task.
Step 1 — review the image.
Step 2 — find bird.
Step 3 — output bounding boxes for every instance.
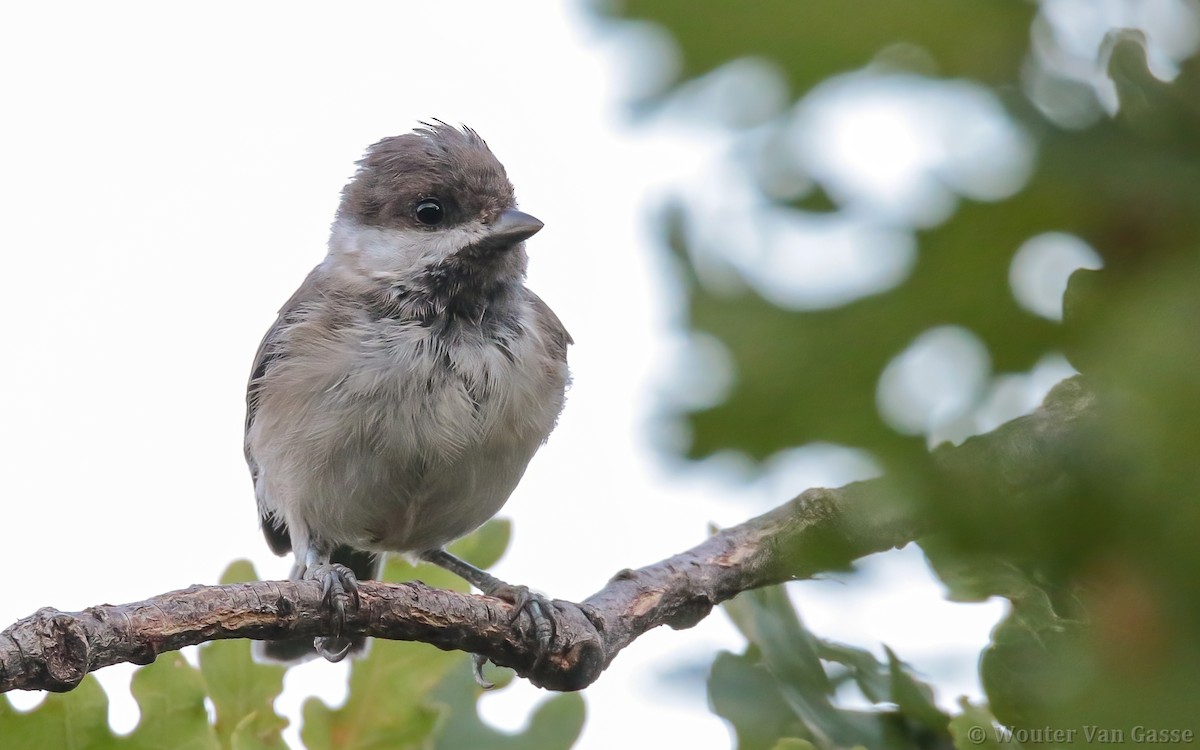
[244,122,571,667]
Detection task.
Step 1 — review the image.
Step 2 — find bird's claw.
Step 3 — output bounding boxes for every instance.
[306,562,359,662]
[471,654,494,689]
[523,593,557,658]
[487,582,557,649]
[417,550,560,687]
[471,582,559,688]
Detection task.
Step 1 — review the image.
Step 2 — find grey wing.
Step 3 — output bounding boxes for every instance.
[245,269,324,556]
[526,289,573,362]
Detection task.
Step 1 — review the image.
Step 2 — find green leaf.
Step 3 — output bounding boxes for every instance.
[429,660,585,750]
[883,647,947,733]
[125,653,221,750]
[769,739,818,750]
[218,560,260,587]
[723,587,881,748]
[603,0,1035,102]
[199,640,287,750]
[948,700,1013,750]
[197,563,289,750]
[814,641,889,705]
[978,604,1079,731]
[300,639,453,750]
[0,676,116,750]
[723,588,837,720]
[719,587,959,749]
[919,539,1062,633]
[302,522,515,750]
[448,518,512,572]
[709,650,809,750]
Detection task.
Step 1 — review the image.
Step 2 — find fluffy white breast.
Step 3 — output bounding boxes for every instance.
[248,247,567,554]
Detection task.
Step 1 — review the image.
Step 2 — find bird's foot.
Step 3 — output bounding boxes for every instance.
[484,581,557,648]
[305,562,360,663]
[473,581,558,688]
[417,549,560,687]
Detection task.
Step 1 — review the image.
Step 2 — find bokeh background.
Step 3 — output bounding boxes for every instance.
[3,1,1199,748]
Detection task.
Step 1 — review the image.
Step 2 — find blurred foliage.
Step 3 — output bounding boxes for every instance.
[713,587,950,750]
[0,521,585,750]
[601,0,1200,747]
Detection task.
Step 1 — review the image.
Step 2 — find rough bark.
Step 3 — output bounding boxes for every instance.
[0,377,1092,694]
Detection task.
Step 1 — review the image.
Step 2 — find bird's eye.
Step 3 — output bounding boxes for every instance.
[415,199,444,226]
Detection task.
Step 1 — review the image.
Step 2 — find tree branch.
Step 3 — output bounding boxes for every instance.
[0,377,1093,694]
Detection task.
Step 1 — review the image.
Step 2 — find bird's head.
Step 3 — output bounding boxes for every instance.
[329,122,542,291]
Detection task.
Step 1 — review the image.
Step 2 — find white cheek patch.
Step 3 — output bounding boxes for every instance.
[327,218,486,283]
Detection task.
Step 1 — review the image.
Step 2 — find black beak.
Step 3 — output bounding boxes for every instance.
[486,209,543,246]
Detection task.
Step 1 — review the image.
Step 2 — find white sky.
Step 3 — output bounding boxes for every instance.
[0,2,1010,748]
